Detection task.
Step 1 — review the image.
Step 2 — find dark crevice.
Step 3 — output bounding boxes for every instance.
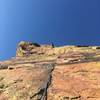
[30,63,55,100]
[41,63,55,100]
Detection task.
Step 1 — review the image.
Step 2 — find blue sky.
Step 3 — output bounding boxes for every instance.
[0,0,100,60]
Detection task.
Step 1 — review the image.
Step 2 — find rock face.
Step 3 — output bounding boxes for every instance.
[1,41,100,100]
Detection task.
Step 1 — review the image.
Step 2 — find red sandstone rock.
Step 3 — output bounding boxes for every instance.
[0,41,100,100]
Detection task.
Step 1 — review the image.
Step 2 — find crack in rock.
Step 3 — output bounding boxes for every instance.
[31,63,55,100]
[40,63,55,100]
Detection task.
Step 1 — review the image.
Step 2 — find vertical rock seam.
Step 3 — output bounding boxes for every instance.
[30,63,55,100]
[42,63,55,100]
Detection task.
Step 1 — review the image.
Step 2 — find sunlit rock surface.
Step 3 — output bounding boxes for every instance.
[1,41,100,100]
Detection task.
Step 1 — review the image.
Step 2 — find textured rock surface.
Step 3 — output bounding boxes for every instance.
[48,62,100,100]
[1,41,100,100]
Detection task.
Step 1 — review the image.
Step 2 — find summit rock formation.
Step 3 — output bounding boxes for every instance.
[0,41,100,100]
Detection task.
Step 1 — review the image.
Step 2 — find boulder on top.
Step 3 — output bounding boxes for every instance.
[16,41,55,57]
[18,41,40,48]
[16,41,40,57]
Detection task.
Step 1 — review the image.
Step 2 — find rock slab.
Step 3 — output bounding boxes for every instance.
[0,41,100,100]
